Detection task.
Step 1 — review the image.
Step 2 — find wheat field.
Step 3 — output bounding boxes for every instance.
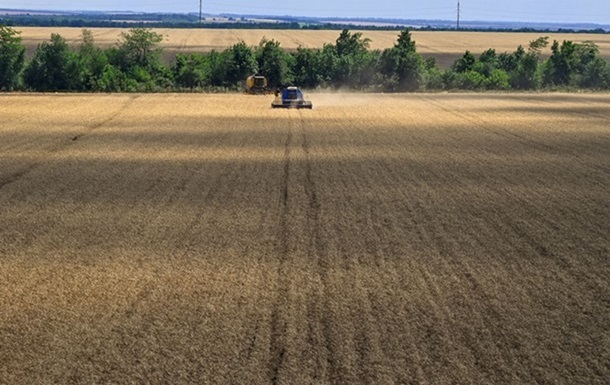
[0,93,609,384]
[16,27,610,66]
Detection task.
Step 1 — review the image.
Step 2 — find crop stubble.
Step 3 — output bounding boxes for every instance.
[0,93,608,384]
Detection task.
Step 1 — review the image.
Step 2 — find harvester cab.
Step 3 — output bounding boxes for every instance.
[271,87,313,109]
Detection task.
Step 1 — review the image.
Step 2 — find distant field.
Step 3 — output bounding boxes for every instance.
[1,93,608,384]
[15,27,610,67]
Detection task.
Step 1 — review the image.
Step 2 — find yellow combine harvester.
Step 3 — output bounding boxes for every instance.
[244,75,272,94]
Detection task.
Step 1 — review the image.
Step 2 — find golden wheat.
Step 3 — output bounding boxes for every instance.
[16,27,610,66]
[1,93,609,384]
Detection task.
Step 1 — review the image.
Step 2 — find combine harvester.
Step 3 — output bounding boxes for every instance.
[271,87,313,109]
[244,75,272,94]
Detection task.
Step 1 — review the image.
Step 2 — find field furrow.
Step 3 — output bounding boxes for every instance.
[0,93,608,384]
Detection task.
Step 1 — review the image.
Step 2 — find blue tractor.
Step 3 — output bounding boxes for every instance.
[271,87,313,109]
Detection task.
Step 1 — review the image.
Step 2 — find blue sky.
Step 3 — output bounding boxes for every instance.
[3,1,609,24]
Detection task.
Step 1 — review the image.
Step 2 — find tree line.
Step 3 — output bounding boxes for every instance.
[1,25,609,92]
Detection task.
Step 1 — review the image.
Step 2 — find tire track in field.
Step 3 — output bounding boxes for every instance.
[417,94,609,244]
[299,112,339,384]
[0,95,139,192]
[419,94,609,172]
[71,95,141,141]
[407,97,606,269]
[177,30,193,51]
[419,94,559,153]
[343,100,605,381]
[430,95,607,241]
[268,123,293,385]
[269,111,344,385]
[395,97,609,381]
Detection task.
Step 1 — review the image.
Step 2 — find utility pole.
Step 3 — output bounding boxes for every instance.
[199,0,203,23]
[457,1,460,30]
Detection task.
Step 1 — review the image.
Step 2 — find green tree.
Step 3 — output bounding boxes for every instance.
[292,47,323,88]
[206,50,228,87]
[256,38,293,88]
[331,30,373,88]
[453,51,476,73]
[512,46,541,89]
[95,63,131,92]
[541,39,604,88]
[117,28,163,70]
[529,36,549,54]
[24,33,80,91]
[497,38,547,90]
[544,40,577,86]
[224,41,257,87]
[77,29,108,90]
[475,49,498,77]
[351,49,381,89]
[173,53,208,89]
[378,29,424,91]
[580,56,610,89]
[570,41,605,87]
[110,28,172,90]
[335,29,371,56]
[485,69,511,90]
[0,25,26,90]
[422,57,444,90]
[460,70,486,90]
[317,44,339,87]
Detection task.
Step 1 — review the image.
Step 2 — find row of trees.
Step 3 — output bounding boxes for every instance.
[1,25,609,92]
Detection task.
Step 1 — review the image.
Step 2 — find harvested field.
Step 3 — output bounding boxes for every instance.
[0,93,609,384]
[15,27,610,67]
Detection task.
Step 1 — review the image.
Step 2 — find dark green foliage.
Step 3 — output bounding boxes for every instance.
[173,53,208,90]
[335,29,371,56]
[351,49,381,89]
[378,29,424,91]
[476,49,498,77]
[453,51,476,73]
[444,37,547,91]
[486,69,511,90]
[77,29,109,91]
[494,42,545,89]
[423,57,444,90]
[292,47,324,88]
[117,28,163,70]
[330,30,377,88]
[256,38,293,88]
[543,40,609,88]
[108,28,171,91]
[223,41,257,87]
[4,27,610,92]
[96,63,131,92]
[460,70,487,90]
[206,50,228,87]
[544,40,577,85]
[23,33,81,91]
[0,25,25,90]
[317,44,340,87]
[580,56,610,88]
[511,46,540,89]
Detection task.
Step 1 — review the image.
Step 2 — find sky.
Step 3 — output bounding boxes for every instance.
[2,1,609,24]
